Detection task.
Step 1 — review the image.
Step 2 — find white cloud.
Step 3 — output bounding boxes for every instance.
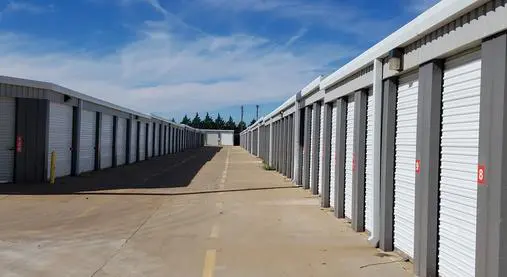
[196,0,401,42]
[0,22,353,118]
[1,1,54,14]
[406,0,440,13]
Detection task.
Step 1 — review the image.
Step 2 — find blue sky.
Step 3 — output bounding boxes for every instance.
[0,0,439,123]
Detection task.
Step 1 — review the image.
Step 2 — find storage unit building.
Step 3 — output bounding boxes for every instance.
[240,2,507,277]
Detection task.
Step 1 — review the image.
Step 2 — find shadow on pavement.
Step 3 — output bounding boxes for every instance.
[0,147,221,195]
[50,185,300,197]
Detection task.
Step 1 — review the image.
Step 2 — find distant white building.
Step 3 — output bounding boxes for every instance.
[202,130,234,146]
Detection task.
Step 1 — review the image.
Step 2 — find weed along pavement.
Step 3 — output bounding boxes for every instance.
[0,147,411,277]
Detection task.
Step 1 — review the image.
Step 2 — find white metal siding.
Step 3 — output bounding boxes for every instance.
[365,90,375,232]
[330,103,337,208]
[147,123,153,158]
[318,105,325,195]
[345,98,355,219]
[394,73,419,258]
[139,123,146,160]
[79,110,96,173]
[116,118,127,166]
[0,97,15,183]
[48,102,73,178]
[438,53,481,277]
[130,122,137,163]
[100,114,114,169]
[309,108,315,190]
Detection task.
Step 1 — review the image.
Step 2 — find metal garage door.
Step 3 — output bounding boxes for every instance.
[100,114,114,169]
[154,124,160,156]
[147,123,153,158]
[0,97,15,183]
[318,104,324,195]
[79,110,96,173]
[222,133,234,146]
[48,102,73,178]
[139,123,146,160]
[165,126,169,154]
[438,52,481,277]
[365,90,375,232]
[130,122,137,163]
[207,133,219,146]
[309,107,315,190]
[330,103,337,208]
[116,118,127,166]
[170,128,173,152]
[394,73,419,258]
[345,97,355,219]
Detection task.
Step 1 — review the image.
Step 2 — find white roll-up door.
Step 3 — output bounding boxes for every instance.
[394,73,419,258]
[165,126,169,154]
[139,123,146,160]
[309,108,315,190]
[329,103,337,208]
[365,90,375,232]
[79,110,96,173]
[100,114,114,169]
[344,97,355,219]
[130,122,137,163]
[48,102,73,178]
[147,123,153,158]
[0,97,16,183]
[154,124,160,156]
[318,105,325,195]
[438,52,481,277]
[116,118,127,166]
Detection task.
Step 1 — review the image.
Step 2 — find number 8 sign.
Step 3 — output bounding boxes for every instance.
[477,164,486,186]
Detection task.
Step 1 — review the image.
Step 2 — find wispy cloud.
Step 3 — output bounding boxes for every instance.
[2,1,54,14]
[197,0,401,42]
[0,22,354,118]
[406,0,440,13]
[284,28,308,48]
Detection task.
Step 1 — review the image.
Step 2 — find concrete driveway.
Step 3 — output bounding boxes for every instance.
[0,147,413,277]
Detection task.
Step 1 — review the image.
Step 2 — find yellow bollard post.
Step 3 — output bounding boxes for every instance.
[50,151,56,184]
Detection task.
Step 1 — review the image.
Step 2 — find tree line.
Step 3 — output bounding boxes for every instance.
[179,113,256,133]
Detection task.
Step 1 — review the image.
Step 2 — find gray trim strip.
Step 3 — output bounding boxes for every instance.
[379,77,398,251]
[334,98,347,218]
[414,60,443,277]
[476,32,507,277]
[352,89,368,232]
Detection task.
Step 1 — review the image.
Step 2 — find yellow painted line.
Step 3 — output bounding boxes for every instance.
[209,224,220,239]
[202,249,217,277]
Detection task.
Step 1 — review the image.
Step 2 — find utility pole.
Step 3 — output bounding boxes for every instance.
[240,106,244,123]
[256,105,259,121]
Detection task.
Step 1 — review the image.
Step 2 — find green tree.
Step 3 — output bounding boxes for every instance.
[249,119,257,126]
[215,113,226,130]
[225,116,236,130]
[236,121,247,132]
[171,118,176,123]
[191,113,202,128]
[180,114,191,125]
[202,113,215,129]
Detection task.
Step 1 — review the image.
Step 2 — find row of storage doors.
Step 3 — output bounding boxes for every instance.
[321,51,480,277]
[0,102,180,183]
